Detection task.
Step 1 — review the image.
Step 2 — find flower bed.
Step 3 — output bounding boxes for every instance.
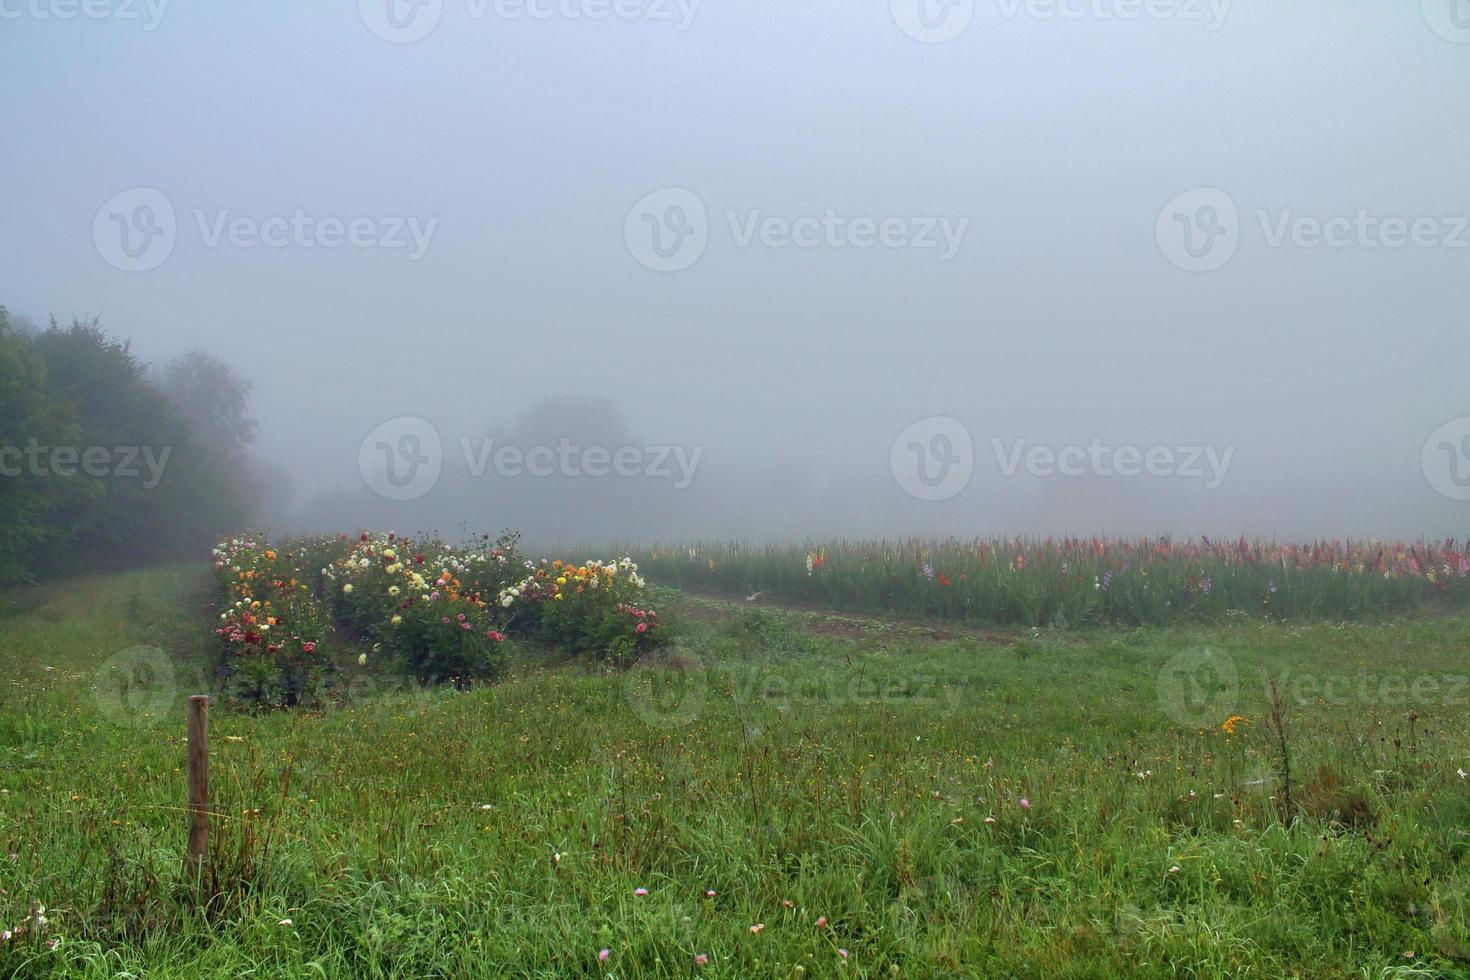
[211,532,668,706]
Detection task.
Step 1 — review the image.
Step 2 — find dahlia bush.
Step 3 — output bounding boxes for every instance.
[316,531,521,688]
[211,537,333,707]
[497,557,669,665]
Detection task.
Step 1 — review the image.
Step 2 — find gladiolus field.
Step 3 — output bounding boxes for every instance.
[635,537,1470,626]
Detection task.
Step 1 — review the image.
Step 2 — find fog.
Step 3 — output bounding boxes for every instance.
[4,0,1467,545]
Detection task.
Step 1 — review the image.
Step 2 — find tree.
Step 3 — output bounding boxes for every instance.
[0,307,92,586]
[160,349,257,459]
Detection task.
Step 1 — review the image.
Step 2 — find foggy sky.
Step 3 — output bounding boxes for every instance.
[3,0,1467,544]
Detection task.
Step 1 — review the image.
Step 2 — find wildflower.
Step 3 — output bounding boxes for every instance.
[357,653,367,666]
[750,922,765,934]
[695,953,709,966]
[1019,797,1031,810]
[1167,865,1181,875]
[1221,715,1249,734]
[487,630,506,642]
[279,918,293,926]
[705,889,716,897]
[838,948,849,959]
[342,584,353,594]
[816,916,828,928]
[634,887,648,896]
[598,949,610,963]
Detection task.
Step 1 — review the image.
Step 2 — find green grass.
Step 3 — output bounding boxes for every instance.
[3,567,1470,976]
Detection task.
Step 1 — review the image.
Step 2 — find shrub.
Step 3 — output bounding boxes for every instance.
[498,557,670,666]
[318,532,520,688]
[211,537,332,708]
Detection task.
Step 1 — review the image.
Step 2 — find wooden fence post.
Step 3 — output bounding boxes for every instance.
[186,695,210,871]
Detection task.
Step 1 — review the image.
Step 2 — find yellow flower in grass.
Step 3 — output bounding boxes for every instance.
[1221,715,1249,735]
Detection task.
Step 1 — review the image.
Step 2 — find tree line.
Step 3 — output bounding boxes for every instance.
[0,305,259,588]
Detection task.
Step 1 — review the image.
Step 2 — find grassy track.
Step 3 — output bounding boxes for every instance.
[2,567,1470,977]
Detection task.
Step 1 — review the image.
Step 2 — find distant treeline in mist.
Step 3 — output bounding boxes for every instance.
[0,306,259,588]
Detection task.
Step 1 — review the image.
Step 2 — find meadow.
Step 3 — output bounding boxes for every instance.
[2,543,1470,977]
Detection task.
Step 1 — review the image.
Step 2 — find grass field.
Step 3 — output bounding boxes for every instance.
[3,565,1470,977]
